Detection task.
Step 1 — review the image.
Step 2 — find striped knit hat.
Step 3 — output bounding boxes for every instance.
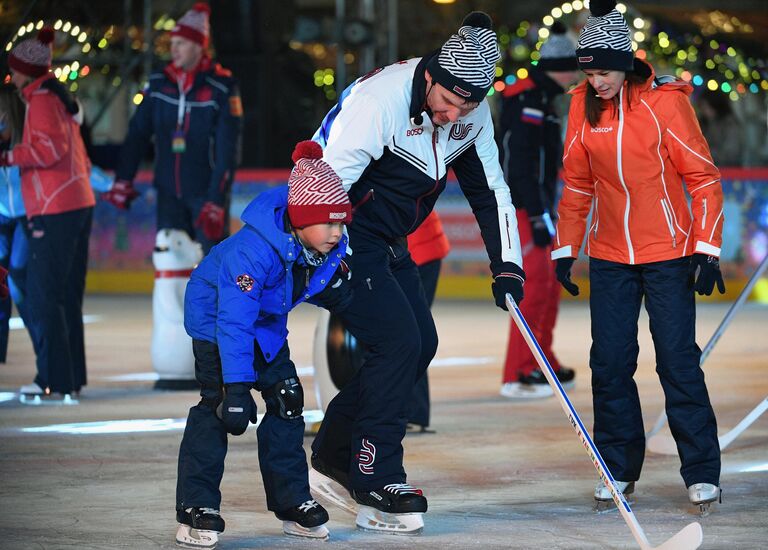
[426,11,501,103]
[576,0,633,71]
[538,22,577,72]
[288,141,352,228]
[8,27,54,78]
[171,2,211,48]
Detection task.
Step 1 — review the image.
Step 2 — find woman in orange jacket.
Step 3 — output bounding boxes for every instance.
[552,0,723,512]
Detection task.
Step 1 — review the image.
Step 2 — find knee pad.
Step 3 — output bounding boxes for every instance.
[263,377,304,420]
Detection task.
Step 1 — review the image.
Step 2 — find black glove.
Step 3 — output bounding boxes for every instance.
[529,214,553,248]
[689,253,726,296]
[491,262,526,310]
[217,383,258,436]
[313,259,353,313]
[555,257,579,296]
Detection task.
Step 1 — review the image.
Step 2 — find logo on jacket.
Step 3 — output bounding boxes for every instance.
[358,438,376,475]
[406,127,424,136]
[590,126,614,133]
[449,122,473,141]
[236,274,254,292]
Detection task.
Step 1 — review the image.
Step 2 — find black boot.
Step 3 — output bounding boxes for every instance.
[352,484,428,514]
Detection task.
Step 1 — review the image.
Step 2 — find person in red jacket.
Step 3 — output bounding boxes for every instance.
[552,0,723,511]
[4,28,95,400]
[405,210,450,431]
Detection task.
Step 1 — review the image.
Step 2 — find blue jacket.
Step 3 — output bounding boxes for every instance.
[0,166,24,218]
[184,186,348,384]
[116,59,243,204]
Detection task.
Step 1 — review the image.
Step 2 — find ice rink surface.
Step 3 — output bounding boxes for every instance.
[1,296,766,549]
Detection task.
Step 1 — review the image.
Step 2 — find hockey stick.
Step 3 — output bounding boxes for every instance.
[646,253,768,453]
[505,294,703,550]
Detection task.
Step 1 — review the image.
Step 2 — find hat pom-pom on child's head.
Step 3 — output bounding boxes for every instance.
[292,140,323,164]
[38,27,55,45]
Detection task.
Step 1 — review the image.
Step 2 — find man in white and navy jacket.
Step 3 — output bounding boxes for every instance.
[309,12,525,529]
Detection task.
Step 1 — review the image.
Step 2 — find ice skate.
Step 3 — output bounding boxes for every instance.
[593,479,634,513]
[276,499,330,540]
[175,507,224,549]
[309,455,357,514]
[19,383,79,406]
[352,484,427,535]
[555,366,576,390]
[688,483,721,516]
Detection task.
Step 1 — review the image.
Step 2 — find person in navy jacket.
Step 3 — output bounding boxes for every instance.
[105,3,242,253]
[174,141,352,547]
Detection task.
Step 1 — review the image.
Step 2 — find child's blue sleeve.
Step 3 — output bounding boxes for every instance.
[89,165,114,193]
[216,249,266,384]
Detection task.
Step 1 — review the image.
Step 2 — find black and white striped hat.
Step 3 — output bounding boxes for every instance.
[576,0,633,71]
[426,12,501,103]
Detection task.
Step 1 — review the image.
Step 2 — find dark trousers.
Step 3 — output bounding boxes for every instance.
[176,339,311,512]
[589,257,720,486]
[25,207,92,393]
[311,231,438,491]
[156,189,229,254]
[0,213,38,361]
[407,259,442,427]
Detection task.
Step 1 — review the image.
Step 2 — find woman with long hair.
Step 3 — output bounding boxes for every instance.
[0,84,38,361]
[552,0,723,512]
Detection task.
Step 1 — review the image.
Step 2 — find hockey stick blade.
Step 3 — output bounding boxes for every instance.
[646,252,768,441]
[648,396,768,455]
[505,294,703,550]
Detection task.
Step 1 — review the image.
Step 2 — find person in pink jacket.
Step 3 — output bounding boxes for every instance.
[4,27,95,400]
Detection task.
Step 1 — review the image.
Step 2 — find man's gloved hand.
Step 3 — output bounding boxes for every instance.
[102,179,140,210]
[0,265,9,300]
[555,257,579,296]
[195,201,226,241]
[491,262,525,310]
[313,259,353,313]
[217,383,258,436]
[529,213,554,248]
[689,253,726,296]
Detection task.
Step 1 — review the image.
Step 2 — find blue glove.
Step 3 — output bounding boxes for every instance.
[217,383,258,436]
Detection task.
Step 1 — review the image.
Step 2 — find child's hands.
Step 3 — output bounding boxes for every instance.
[314,259,353,313]
[217,383,258,435]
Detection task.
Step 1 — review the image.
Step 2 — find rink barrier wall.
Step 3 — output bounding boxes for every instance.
[86,167,768,302]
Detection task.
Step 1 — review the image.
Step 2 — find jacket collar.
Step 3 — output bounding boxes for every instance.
[20,73,55,102]
[164,55,212,93]
[409,51,439,123]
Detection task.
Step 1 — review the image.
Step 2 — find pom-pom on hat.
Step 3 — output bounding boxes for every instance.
[8,27,55,78]
[538,21,577,72]
[288,141,352,228]
[171,2,211,48]
[426,11,501,103]
[575,0,633,71]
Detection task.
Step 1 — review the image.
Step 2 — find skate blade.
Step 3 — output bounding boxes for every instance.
[593,494,634,514]
[500,385,553,400]
[19,394,79,406]
[355,506,424,535]
[309,468,357,515]
[282,521,330,540]
[175,524,218,549]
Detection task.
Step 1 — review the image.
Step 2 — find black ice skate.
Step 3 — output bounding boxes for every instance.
[175,507,224,549]
[351,484,427,535]
[500,368,576,400]
[309,453,358,514]
[276,499,330,539]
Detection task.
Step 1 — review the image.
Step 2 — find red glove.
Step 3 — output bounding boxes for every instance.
[102,179,140,210]
[195,201,226,241]
[0,265,9,300]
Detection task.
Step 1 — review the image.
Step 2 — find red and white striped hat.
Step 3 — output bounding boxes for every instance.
[9,27,54,78]
[288,141,352,228]
[171,2,210,48]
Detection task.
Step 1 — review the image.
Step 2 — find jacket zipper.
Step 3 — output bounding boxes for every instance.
[702,198,707,231]
[616,87,635,264]
[352,189,374,213]
[660,199,677,248]
[408,128,441,233]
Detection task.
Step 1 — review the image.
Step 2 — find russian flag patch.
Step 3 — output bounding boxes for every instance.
[521,107,544,126]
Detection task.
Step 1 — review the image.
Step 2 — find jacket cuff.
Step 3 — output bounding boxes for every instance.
[551,245,575,260]
[695,241,721,257]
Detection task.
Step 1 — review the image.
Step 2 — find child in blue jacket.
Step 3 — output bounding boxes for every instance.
[176,141,353,547]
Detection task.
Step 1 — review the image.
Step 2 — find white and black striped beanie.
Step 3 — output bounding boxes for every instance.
[576,0,634,71]
[426,12,501,103]
[538,21,577,72]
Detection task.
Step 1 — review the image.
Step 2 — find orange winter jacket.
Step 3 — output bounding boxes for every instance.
[552,61,723,264]
[407,210,450,266]
[9,74,94,217]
